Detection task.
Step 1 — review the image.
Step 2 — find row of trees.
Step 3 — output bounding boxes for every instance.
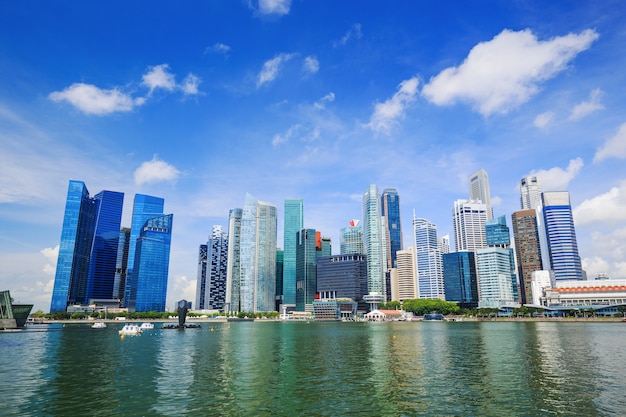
[379,299,461,316]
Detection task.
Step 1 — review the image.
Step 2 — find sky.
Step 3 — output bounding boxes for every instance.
[2,1,626,313]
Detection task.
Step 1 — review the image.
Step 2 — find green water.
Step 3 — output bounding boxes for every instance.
[1,321,625,416]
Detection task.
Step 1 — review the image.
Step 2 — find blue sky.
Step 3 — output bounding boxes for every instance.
[2,1,626,312]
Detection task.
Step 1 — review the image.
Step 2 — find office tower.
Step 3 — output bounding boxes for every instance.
[225,208,243,312]
[132,213,173,312]
[413,217,445,299]
[512,210,542,304]
[50,180,124,313]
[239,194,277,312]
[395,247,417,301]
[275,250,284,312]
[362,185,387,298]
[531,270,552,305]
[438,235,450,255]
[340,220,364,255]
[113,228,131,301]
[443,251,479,309]
[296,229,317,312]
[196,225,228,310]
[476,215,517,306]
[452,199,487,252]
[381,188,403,269]
[283,199,303,307]
[537,191,584,281]
[124,194,164,308]
[318,235,332,256]
[520,176,542,210]
[316,254,368,303]
[468,168,493,220]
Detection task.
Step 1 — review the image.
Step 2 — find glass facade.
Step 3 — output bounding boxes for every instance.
[476,247,517,307]
[512,210,542,304]
[362,184,386,297]
[413,218,445,299]
[225,208,243,312]
[381,188,403,269]
[196,244,208,309]
[296,229,317,311]
[205,226,228,310]
[485,215,510,247]
[133,214,173,312]
[316,254,368,303]
[283,199,303,306]
[113,228,131,300]
[442,251,478,308]
[340,225,364,255]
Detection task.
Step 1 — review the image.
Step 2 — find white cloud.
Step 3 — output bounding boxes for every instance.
[367,76,420,134]
[581,226,626,279]
[257,53,294,87]
[314,92,335,109]
[49,83,141,115]
[272,124,301,147]
[529,157,584,191]
[181,73,201,95]
[134,155,181,185]
[205,42,231,54]
[303,56,319,74]
[534,111,554,128]
[421,28,599,116]
[573,180,626,226]
[142,64,176,94]
[257,0,291,15]
[41,245,58,275]
[594,122,626,163]
[569,88,605,121]
[334,23,363,47]
[166,274,197,310]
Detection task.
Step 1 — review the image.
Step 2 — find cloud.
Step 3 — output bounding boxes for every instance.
[581,226,626,279]
[594,122,626,163]
[257,53,294,87]
[529,157,584,191]
[334,23,363,47]
[142,64,176,94]
[205,42,231,55]
[573,180,626,226]
[256,0,291,16]
[421,28,599,116]
[181,73,201,95]
[41,245,58,275]
[314,92,335,109]
[134,155,181,185]
[49,83,141,115]
[534,111,554,128]
[272,124,301,147]
[303,56,319,75]
[367,76,420,134]
[569,88,605,121]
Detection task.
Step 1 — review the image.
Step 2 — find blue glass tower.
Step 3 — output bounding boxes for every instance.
[296,229,317,312]
[413,217,445,299]
[381,188,403,269]
[485,215,511,247]
[443,252,478,309]
[283,199,303,306]
[133,214,173,312]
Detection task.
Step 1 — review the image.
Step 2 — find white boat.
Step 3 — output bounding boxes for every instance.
[91,322,107,329]
[139,322,154,330]
[119,323,142,336]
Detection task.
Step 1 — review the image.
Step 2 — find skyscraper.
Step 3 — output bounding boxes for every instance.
[340,220,364,255]
[512,209,542,304]
[316,254,368,304]
[225,208,243,312]
[452,199,487,252]
[113,227,131,301]
[381,188,403,269]
[196,225,228,310]
[50,180,123,313]
[537,191,584,281]
[468,168,493,220]
[133,214,173,312]
[395,247,417,301]
[238,194,277,312]
[443,251,478,309]
[283,199,303,307]
[296,228,317,312]
[413,217,445,299]
[362,185,387,298]
[520,176,542,210]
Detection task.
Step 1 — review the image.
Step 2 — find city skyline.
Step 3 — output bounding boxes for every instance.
[2,1,626,313]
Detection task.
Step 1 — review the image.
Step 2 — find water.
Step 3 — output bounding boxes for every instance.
[1,321,625,416]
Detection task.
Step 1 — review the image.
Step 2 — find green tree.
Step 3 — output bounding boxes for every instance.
[402,299,460,316]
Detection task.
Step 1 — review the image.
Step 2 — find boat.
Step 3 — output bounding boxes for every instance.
[119,323,142,336]
[91,322,107,329]
[139,322,154,330]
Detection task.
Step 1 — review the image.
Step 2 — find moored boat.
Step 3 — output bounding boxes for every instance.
[119,323,142,336]
[91,322,107,329]
[140,322,154,330]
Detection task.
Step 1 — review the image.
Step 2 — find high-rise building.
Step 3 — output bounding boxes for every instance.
[468,168,493,220]
[196,225,228,311]
[443,251,479,309]
[340,220,364,255]
[296,229,317,312]
[485,215,510,247]
[238,193,277,312]
[512,209,542,304]
[225,208,243,312]
[318,235,332,256]
[113,227,131,301]
[283,199,303,307]
[275,250,284,312]
[520,176,542,210]
[50,181,124,313]
[316,254,368,304]
[362,185,387,298]
[413,217,445,299]
[132,214,173,312]
[537,191,584,281]
[438,235,450,255]
[452,199,487,252]
[395,247,417,301]
[381,188,403,269]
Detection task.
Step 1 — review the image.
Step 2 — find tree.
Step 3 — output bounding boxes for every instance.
[617,305,626,317]
[402,299,460,316]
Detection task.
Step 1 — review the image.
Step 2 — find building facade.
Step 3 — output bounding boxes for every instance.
[362,184,387,298]
[395,247,417,301]
[381,188,403,269]
[196,225,228,311]
[520,176,542,210]
[283,199,303,307]
[443,251,478,309]
[340,220,364,255]
[468,168,493,220]
[413,217,445,299]
[452,199,487,253]
[316,254,368,304]
[296,229,317,312]
[225,208,243,312]
[512,209,542,304]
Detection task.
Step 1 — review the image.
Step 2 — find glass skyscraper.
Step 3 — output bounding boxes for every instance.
[113,227,131,300]
[50,181,123,313]
[225,208,243,312]
[468,168,493,220]
[443,251,478,309]
[196,225,228,310]
[413,217,445,299]
[296,228,317,312]
[520,176,542,210]
[340,220,364,255]
[283,199,303,306]
[381,188,403,269]
[362,185,387,298]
